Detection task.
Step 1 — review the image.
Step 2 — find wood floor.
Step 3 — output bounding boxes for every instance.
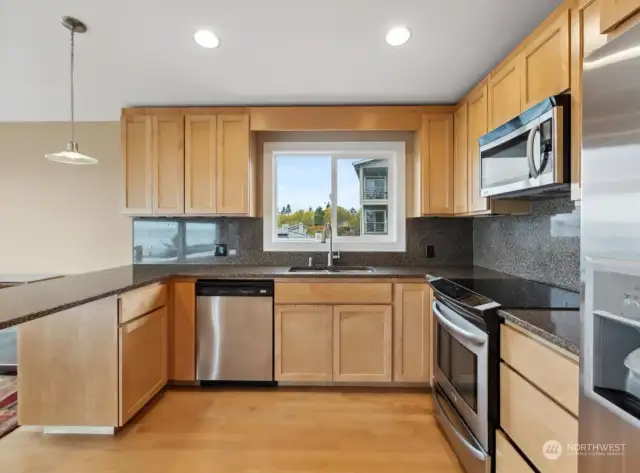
[0,388,463,473]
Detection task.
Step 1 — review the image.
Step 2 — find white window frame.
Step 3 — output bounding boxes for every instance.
[263,141,406,252]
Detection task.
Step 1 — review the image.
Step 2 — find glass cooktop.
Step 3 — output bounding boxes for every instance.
[431,277,580,311]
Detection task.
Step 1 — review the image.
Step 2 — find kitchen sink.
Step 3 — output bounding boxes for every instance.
[288,266,376,274]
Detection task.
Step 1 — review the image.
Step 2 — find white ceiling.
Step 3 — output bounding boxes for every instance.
[1,0,563,122]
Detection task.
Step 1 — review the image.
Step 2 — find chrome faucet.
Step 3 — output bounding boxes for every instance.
[322,222,340,267]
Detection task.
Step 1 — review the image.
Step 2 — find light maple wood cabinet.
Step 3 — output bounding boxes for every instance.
[122,115,153,214]
[600,0,640,32]
[393,284,431,383]
[521,9,571,110]
[123,109,254,216]
[119,306,168,425]
[333,305,392,382]
[467,82,489,213]
[171,280,196,381]
[495,430,536,473]
[274,305,333,381]
[453,103,468,214]
[184,113,253,215]
[488,56,523,131]
[419,114,454,215]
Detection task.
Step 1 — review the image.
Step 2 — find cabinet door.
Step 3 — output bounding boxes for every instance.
[171,281,196,381]
[216,114,251,214]
[119,307,168,425]
[152,115,185,215]
[393,284,430,382]
[522,10,571,110]
[600,0,640,33]
[333,305,392,382]
[496,430,536,473]
[571,0,608,199]
[185,115,217,214]
[467,82,489,213]
[122,115,153,214]
[421,114,454,215]
[275,305,333,381]
[488,57,523,131]
[453,103,468,214]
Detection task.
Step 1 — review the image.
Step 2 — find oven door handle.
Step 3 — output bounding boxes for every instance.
[434,388,488,462]
[432,301,486,346]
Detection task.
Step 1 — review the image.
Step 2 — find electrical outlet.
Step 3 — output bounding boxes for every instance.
[229,249,237,256]
[426,245,435,259]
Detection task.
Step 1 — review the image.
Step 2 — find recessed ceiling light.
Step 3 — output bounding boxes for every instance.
[386,27,411,46]
[194,29,220,49]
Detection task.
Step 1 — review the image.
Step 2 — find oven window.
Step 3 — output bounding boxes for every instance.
[481,131,533,189]
[437,324,478,412]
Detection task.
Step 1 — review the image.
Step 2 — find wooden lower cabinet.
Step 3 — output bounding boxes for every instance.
[393,284,431,382]
[333,305,392,382]
[496,430,536,473]
[275,305,333,381]
[171,280,196,381]
[500,363,578,473]
[119,307,168,425]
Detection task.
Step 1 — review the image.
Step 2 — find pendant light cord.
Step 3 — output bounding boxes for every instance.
[70,27,76,143]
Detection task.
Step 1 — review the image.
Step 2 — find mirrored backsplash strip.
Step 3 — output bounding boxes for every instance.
[473,197,581,292]
[133,217,473,267]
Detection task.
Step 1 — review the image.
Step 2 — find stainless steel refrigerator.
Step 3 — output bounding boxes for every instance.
[581,20,640,472]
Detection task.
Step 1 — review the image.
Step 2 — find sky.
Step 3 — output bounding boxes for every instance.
[275,155,363,212]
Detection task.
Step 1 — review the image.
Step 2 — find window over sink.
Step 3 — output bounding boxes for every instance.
[263,142,406,252]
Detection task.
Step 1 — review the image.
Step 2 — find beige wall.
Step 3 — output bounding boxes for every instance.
[0,122,131,275]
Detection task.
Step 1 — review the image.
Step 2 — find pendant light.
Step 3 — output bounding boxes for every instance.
[45,17,98,165]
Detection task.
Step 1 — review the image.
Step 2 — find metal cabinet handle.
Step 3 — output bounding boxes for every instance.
[432,301,486,346]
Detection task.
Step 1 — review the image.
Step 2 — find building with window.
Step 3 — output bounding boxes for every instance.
[352,159,389,235]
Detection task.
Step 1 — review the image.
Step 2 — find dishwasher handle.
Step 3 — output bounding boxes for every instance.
[196,280,274,297]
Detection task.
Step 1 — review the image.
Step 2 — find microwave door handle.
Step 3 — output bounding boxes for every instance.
[432,301,486,346]
[527,124,541,178]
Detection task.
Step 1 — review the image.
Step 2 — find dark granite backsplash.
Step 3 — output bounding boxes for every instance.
[473,197,580,291]
[133,217,473,267]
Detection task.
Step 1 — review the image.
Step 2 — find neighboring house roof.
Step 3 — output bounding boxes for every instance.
[352,158,385,177]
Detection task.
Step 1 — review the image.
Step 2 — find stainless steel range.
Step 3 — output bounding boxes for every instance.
[429,277,580,473]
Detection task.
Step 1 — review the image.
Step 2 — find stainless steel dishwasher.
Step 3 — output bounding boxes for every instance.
[196,280,274,382]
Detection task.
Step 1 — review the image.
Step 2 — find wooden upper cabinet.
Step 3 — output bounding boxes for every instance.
[185,115,217,214]
[333,305,392,382]
[122,115,153,214]
[275,305,333,382]
[420,114,454,215]
[393,284,431,383]
[488,56,523,131]
[467,82,489,213]
[216,114,251,215]
[453,103,468,215]
[522,9,571,109]
[600,0,640,33]
[152,115,185,215]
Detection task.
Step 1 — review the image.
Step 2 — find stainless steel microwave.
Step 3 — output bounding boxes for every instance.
[479,95,570,198]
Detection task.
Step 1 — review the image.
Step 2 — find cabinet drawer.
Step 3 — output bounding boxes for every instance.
[496,430,535,473]
[501,363,578,473]
[119,282,167,324]
[119,307,168,425]
[501,324,579,416]
[274,281,392,304]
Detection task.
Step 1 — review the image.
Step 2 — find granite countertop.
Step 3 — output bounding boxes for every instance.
[498,308,580,356]
[0,264,513,330]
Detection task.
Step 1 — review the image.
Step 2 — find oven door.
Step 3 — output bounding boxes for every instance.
[480,107,563,198]
[433,298,489,451]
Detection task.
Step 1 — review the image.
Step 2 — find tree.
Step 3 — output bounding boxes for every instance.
[325,202,331,210]
[349,207,358,216]
[285,204,292,214]
[280,206,286,214]
[313,206,325,226]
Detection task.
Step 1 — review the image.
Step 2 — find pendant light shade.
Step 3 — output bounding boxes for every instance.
[46,16,98,165]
